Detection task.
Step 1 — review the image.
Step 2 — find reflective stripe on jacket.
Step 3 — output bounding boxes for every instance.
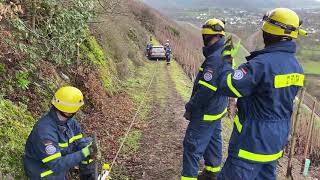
[186,38,228,120]
[217,41,304,163]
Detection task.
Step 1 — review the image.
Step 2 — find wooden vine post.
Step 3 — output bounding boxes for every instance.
[286,88,306,178]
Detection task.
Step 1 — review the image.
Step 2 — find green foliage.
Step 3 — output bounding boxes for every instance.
[15,71,31,90]
[0,98,36,178]
[8,0,95,64]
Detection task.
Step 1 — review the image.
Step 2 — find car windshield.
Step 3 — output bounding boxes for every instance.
[152,47,164,52]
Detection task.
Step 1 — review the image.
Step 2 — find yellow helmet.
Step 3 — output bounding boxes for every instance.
[51,86,84,113]
[262,8,307,39]
[202,18,225,36]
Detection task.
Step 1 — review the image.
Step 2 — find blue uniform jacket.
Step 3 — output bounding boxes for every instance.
[165,47,172,57]
[24,108,91,179]
[186,38,228,121]
[216,41,304,163]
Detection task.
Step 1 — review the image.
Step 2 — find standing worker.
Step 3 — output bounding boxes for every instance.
[181,19,228,180]
[24,86,97,180]
[215,8,306,179]
[164,40,172,65]
[146,41,153,57]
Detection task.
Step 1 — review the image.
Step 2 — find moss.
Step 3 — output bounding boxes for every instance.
[0,98,36,178]
[80,35,121,94]
[81,36,107,67]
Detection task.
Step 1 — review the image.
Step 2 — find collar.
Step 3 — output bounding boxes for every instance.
[48,107,69,126]
[203,38,225,58]
[246,41,296,61]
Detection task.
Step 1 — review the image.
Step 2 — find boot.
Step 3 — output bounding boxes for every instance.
[198,170,218,180]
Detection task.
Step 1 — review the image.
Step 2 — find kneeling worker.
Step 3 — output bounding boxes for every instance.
[24,86,96,180]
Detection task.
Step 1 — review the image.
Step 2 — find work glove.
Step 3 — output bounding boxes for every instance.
[222,36,240,69]
[81,142,97,158]
[183,111,191,121]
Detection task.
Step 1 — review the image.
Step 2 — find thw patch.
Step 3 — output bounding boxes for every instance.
[45,145,57,155]
[204,72,213,81]
[233,70,244,80]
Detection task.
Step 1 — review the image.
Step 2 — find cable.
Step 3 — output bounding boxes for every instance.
[108,59,159,175]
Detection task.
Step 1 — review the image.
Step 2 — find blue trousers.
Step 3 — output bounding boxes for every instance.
[219,157,277,180]
[182,118,222,178]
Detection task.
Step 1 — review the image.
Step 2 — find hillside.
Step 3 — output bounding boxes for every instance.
[0,0,203,179]
[1,0,320,179]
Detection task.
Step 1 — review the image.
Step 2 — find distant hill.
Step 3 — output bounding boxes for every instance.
[143,0,320,9]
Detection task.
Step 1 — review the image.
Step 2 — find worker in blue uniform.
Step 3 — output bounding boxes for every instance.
[214,8,307,179]
[164,40,172,64]
[181,18,228,180]
[24,86,96,180]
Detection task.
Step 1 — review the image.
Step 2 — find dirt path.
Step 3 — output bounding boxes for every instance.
[129,61,188,180]
[119,60,319,180]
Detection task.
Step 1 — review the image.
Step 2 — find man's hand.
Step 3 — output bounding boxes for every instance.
[183,111,191,120]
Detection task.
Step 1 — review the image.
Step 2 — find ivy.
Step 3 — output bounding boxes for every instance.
[8,0,96,64]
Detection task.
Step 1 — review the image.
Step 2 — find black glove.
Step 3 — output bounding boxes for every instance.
[183,111,191,120]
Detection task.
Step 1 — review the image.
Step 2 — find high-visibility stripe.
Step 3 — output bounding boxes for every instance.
[238,149,284,162]
[58,143,68,148]
[199,67,204,72]
[205,166,221,173]
[69,134,83,144]
[227,73,242,97]
[59,134,83,148]
[199,80,217,91]
[203,108,227,121]
[181,176,197,180]
[234,115,242,133]
[42,152,62,163]
[40,170,54,177]
[274,73,304,88]
[82,159,94,165]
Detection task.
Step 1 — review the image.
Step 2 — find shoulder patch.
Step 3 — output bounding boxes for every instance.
[204,72,213,81]
[45,145,57,155]
[233,70,244,80]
